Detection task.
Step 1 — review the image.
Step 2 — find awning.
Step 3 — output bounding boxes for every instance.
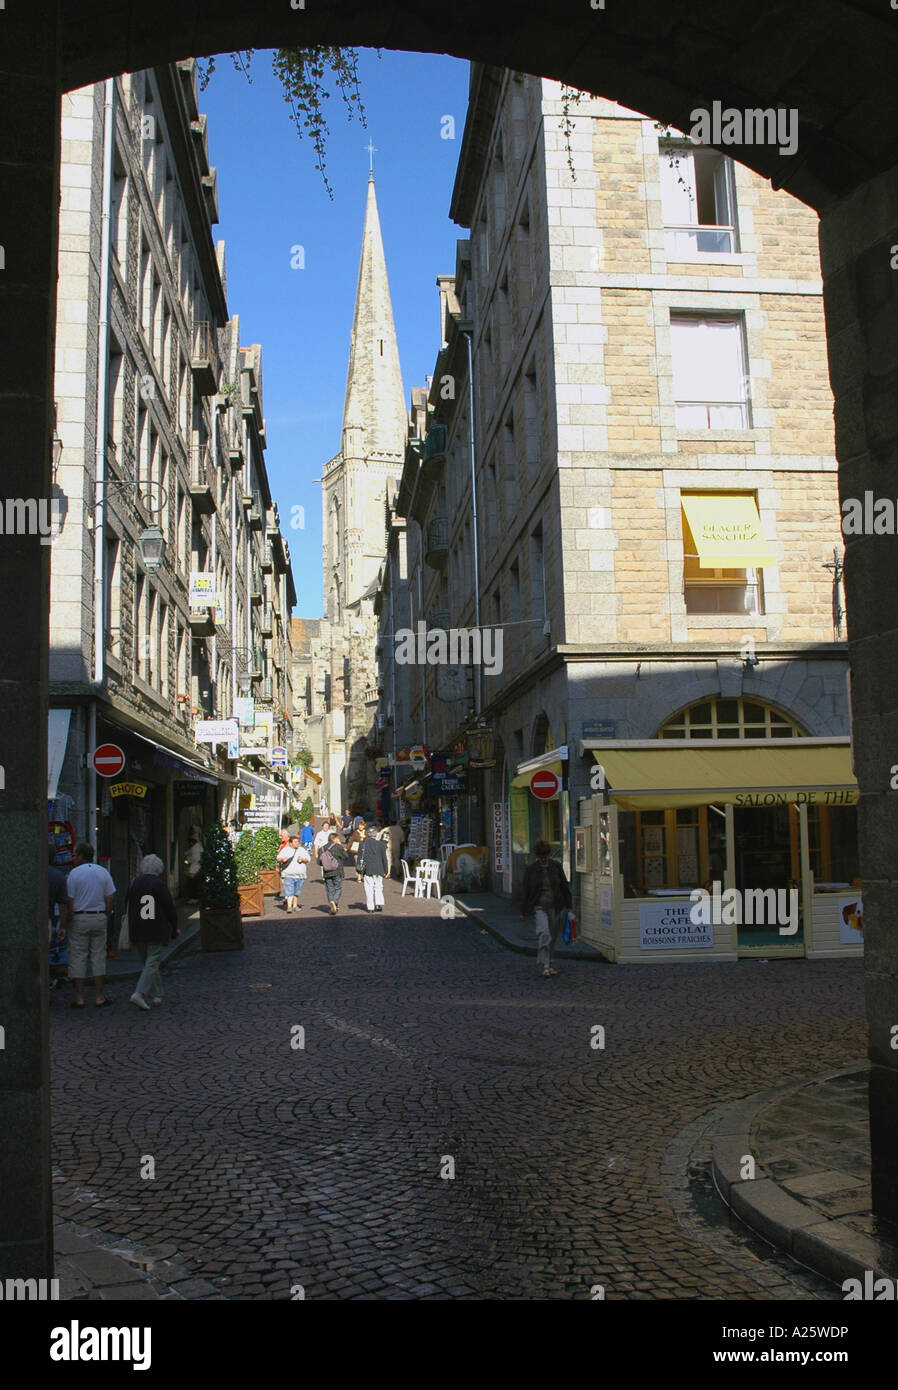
[681,493,777,569]
[584,740,857,810]
[512,760,563,790]
[153,748,218,785]
[304,768,322,785]
[48,709,71,799]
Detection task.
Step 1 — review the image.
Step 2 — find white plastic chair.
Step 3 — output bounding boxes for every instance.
[415,859,442,899]
[400,858,415,897]
[439,842,456,866]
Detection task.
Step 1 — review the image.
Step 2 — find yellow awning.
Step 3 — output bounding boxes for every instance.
[511,760,563,790]
[304,768,323,784]
[588,743,857,810]
[681,493,777,569]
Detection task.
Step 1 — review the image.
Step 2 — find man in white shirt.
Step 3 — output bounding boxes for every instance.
[64,842,116,1008]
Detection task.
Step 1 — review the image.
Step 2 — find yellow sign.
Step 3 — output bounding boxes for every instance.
[681,493,776,569]
[110,781,148,799]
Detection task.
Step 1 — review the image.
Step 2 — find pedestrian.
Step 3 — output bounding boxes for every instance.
[64,841,116,1008]
[319,831,350,915]
[347,818,366,880]
[300,819,315,850]
[48,847,69,991]
[341,808,353,834]
[357,823,388,913]
[520,839,573,979]
[183,826,203,901]
[125,854,179,1011]
[313,819,332,877]
[277,835,310,914]
[382,820,405,879]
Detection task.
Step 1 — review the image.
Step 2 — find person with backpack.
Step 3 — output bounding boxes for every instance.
[356,823,388,913]
[520,839,573,978]
[347,818,366,881]
[319,832,350,915]
[276,835,311,914]
[312,820,332,877]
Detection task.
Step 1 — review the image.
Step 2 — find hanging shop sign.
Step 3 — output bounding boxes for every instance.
[492,802,507,874]
[409,744,430,772]
[188,572,215,608]
[109,780,148,800]
[271,746,288,767]
[468,726,495,768]
[195,719,238,744]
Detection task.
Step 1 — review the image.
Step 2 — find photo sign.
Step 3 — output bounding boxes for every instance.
[639,899,713,949]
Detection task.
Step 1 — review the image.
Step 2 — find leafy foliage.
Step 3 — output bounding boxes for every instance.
[199,823,239,910]
[234,829,262,886]
[253,825,283,872]
[559,84,602,182]
[299,795,315,825]
[198,47,371,198]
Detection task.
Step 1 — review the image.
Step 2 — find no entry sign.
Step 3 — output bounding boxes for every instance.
[92,743,126,778]
[530,768,560,800]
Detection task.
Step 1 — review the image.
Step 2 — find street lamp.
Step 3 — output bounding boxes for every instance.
[137,523,165,571]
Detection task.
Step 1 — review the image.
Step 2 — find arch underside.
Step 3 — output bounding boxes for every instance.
[59,0,898,214]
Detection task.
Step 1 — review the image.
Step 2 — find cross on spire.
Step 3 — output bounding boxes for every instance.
[364,139,377,177]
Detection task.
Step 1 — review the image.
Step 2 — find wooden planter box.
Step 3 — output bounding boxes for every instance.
[237,882,265,917]
[260,869,281,897]
[200,906,244,952]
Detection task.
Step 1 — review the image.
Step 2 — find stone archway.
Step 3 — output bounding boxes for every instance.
[6,0,898,1278]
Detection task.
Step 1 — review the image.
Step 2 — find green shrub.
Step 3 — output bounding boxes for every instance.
[254,825,282,872]
[234,829,260,886]
[199,824,239,910]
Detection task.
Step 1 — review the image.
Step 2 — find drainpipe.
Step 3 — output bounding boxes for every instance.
[89,77,115,848]
[464,329,481,717]
[388,553,397,757]
[230,413,237,711]
[211,406,217,717]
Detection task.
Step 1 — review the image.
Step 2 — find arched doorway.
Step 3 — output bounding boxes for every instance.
[8,0,898,1275]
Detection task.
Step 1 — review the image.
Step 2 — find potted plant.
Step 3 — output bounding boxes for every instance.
[234,829,265,917]
[198,823,244,951]
[255,825,282,896]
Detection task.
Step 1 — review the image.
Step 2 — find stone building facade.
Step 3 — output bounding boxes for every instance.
[381,66,852,957]
[50,60,295,895]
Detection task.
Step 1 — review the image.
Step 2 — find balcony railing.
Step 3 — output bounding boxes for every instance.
[189,442,215,514]
[423,423,447,460]
[191,321,220,396]
[675,399,751,430]
[425,517,449,570]
[664,223,736,256]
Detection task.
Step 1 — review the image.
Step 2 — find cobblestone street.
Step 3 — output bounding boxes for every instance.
[50,878,866,1300]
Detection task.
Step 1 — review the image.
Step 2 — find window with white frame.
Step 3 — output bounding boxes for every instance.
[670,314,750,429]
[660,146,739,256]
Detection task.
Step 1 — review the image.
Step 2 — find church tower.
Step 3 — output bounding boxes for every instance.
[318,169,406,811]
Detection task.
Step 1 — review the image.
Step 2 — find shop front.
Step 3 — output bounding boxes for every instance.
[576,739,861,963]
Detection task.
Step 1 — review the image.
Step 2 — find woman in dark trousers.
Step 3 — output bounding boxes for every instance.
[320,832,350,916]
[520,839,573,978]
[125,854,179,1010]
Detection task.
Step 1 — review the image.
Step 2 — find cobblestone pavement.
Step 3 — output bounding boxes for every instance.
[50,875,866,1299]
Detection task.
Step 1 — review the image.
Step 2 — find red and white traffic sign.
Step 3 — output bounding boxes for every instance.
[92,743,126,778]
[530,768,560,800]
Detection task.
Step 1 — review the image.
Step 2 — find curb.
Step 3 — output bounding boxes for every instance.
[710,1062,898,1288]
[451,897,607,961]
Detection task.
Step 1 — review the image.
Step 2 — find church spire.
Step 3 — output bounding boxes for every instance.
[342,173,406,461]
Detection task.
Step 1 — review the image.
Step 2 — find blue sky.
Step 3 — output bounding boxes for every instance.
[199,48,470,616]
